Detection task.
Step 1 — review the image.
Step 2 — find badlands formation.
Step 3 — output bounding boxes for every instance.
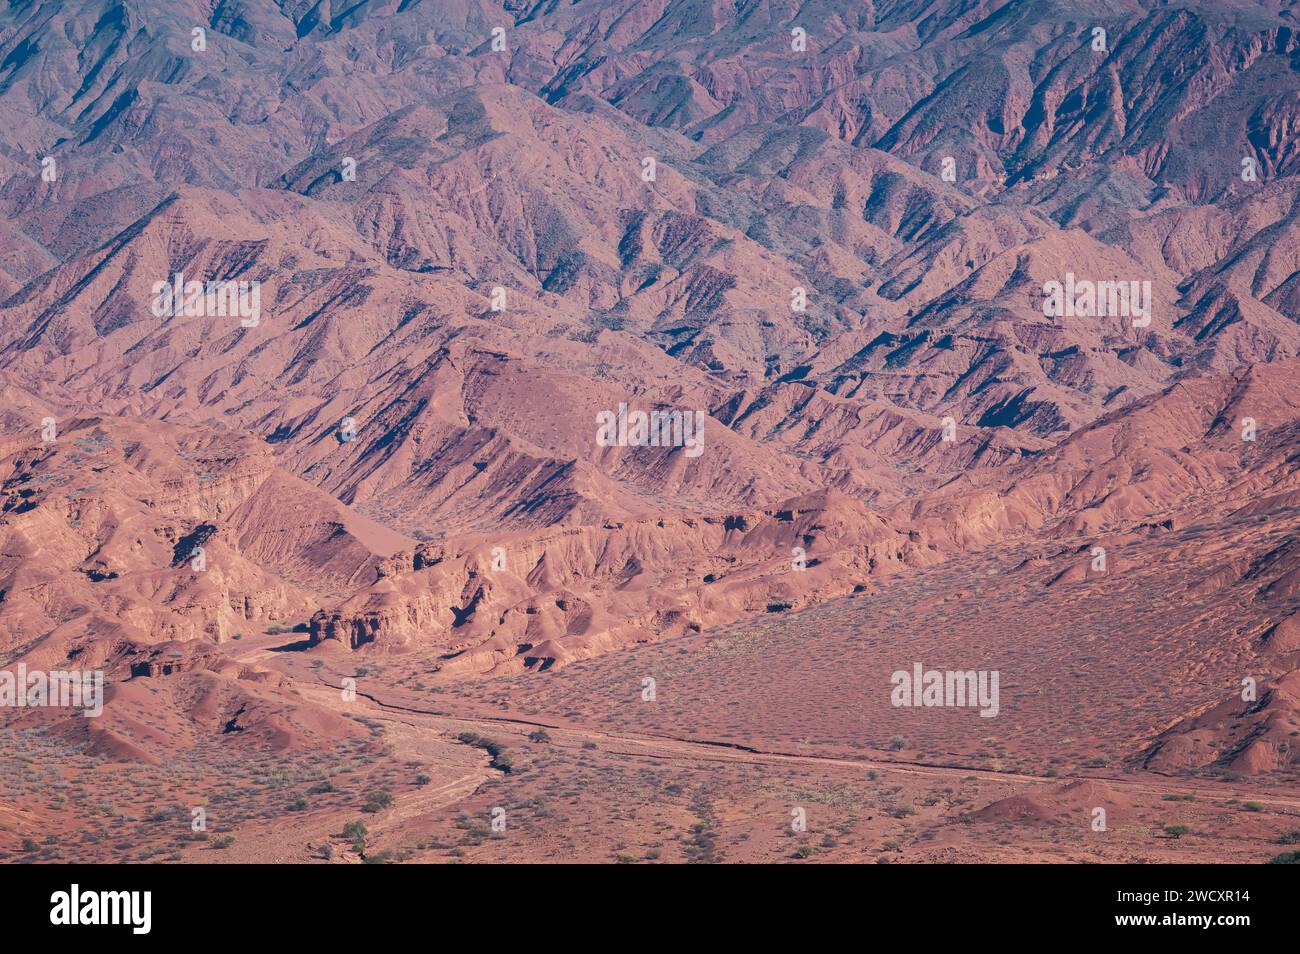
[0,0,1297,863]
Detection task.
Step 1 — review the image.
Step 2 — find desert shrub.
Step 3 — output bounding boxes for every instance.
[342,820,367,842]
[457,733,516,773]
[362,790,395,813]
[491,752,514,773]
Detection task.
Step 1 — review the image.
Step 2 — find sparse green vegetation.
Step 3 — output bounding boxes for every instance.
[456,732,515,774]
[362,790,395,813]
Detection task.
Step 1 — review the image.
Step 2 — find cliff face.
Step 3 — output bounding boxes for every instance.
[307,491,933,669]
[0,407,405,660]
